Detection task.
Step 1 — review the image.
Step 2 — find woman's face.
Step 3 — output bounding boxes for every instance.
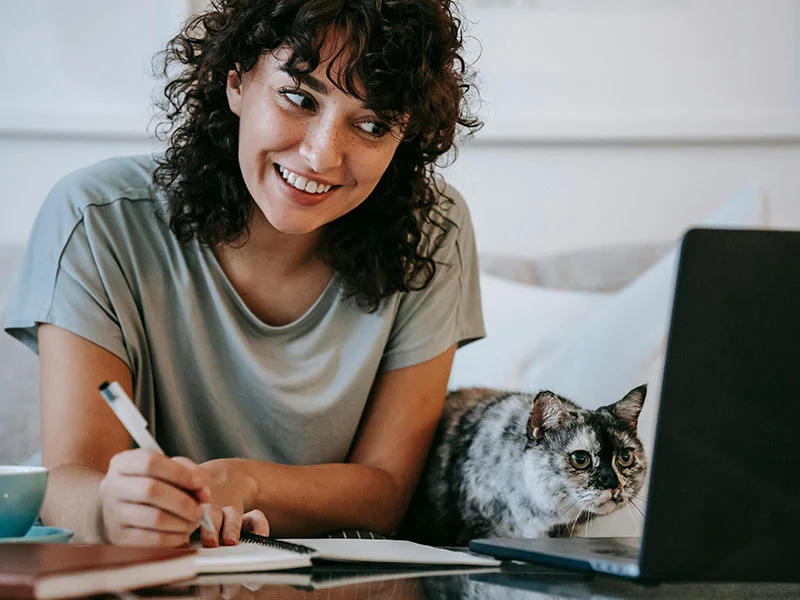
[226,35,403,237]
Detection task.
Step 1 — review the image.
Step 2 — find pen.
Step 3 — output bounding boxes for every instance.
[98,380,216,537]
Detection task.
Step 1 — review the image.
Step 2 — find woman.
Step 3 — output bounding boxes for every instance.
[5,0,482,547]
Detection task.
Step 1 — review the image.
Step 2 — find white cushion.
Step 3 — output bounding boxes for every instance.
[448,275,611,390]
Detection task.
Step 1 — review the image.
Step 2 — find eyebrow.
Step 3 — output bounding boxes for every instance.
[296,72,329,95]
[279,65,328,95]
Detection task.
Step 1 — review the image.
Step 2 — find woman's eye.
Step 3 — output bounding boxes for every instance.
[569,451,592,470]
[281,90,316,111]
[356,120,390,137]
[616,449,635,468]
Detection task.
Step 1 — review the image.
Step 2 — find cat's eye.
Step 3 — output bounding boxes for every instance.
[569,451,592,470]
[616,449,635,468]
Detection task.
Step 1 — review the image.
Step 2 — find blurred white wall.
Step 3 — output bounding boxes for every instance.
[2,0,799,257]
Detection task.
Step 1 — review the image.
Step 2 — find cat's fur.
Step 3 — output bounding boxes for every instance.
[400,386,647,546]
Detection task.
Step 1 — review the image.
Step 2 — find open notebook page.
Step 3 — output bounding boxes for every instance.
[194,538,500,574]
[194,542,312,573]
[283,538,501,566]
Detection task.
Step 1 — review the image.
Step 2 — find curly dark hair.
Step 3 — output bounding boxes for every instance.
[153,0,481,311]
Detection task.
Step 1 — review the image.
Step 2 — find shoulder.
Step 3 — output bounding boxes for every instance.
[50,154,157,202]
[434,180,472,233]
[33,155,163,244]
[423,179,476,259]
[422,179,475,268]
[40,154,159,223]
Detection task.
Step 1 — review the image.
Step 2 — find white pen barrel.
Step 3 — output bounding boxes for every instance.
[100,382,164,454]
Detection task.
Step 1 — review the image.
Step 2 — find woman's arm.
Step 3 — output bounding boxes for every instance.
[40,320,455,542]
[201,345,457,541]
[38,324,213,545]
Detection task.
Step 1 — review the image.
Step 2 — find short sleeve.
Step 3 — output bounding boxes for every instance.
[4,180,129,366]
[379,184,485,372]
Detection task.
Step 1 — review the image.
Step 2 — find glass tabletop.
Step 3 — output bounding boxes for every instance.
[129,561,800,600]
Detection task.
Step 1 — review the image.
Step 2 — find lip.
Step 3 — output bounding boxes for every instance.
[273,164,338,207]
[276,164,340,188]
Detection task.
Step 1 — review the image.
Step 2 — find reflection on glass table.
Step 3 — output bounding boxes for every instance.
[131,561,800,600]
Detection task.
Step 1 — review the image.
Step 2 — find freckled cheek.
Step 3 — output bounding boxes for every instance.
[351,152,397,188]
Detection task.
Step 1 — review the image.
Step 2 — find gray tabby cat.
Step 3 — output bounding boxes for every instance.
[400,385,647,546]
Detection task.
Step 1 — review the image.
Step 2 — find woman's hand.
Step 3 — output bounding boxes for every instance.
[97,448,212,546]
[200,458,269,547]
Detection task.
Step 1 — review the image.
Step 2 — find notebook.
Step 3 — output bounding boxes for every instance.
[469,228,800,582]
[195,532,500,573]
[0,543,197,599]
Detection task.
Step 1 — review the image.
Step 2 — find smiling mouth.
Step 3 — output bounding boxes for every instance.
[275,164,337,194]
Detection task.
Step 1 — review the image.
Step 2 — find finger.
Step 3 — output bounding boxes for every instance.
[219,584,245,600]
[221,506,243,546]
[172,456,212,502]
[195,584,223,600]
[241,509,270,537]
[115,501,200,534]
[104,475,205,524]
[201,504,223,548]
[110,450,209,496]
[115,525,191,548]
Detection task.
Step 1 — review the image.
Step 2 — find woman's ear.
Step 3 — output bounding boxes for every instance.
[226,69,243,116]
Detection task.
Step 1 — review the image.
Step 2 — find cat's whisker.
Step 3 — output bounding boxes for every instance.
[558,498,584,529]
[584,513,593,538]
[569,505,585,537]
[625,504,642,536]
[569,516,580,537]
[628,494,646,511]
[559,498,581,517]
[628,500,646,522]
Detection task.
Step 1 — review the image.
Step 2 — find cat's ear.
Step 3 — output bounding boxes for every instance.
[528,391,568,441]
[612,384,647,429]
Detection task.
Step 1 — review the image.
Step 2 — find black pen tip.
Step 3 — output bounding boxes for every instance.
[99,381,109,391]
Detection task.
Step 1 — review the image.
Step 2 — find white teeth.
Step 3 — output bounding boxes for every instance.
[277,165,333,194]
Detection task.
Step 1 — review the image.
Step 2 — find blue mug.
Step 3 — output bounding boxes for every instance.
[0,466,48,538]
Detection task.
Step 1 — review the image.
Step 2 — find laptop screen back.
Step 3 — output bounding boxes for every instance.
[640,228,800,581]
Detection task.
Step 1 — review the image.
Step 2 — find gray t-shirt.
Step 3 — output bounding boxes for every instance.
[4,155,484,466]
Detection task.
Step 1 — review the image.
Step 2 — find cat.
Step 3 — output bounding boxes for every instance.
[399,385,647,546]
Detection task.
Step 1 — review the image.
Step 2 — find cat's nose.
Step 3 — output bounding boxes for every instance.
[611,486,623,500]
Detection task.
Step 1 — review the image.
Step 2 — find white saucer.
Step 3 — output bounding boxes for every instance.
[0,525,73,543]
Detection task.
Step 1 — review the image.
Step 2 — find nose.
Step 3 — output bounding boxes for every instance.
[595,465,619,492]
[299,118,344,173]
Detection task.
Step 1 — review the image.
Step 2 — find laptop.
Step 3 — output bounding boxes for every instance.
[470,228,800,582]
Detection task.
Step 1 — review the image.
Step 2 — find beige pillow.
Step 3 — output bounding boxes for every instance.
[480,242,673,293]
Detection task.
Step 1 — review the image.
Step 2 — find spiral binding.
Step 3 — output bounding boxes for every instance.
[239,530,318,554]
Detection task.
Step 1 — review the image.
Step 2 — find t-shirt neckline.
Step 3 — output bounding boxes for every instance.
[198,241,341,333]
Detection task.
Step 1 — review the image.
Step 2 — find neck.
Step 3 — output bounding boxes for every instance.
[223,210,327,278]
